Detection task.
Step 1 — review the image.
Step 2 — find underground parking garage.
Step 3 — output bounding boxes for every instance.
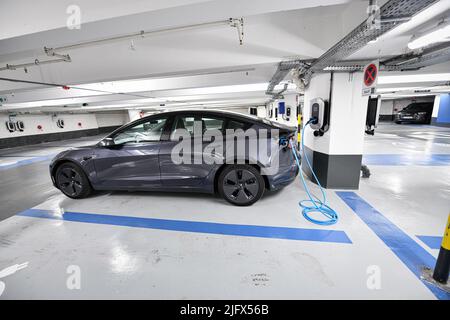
[0,0,450,310]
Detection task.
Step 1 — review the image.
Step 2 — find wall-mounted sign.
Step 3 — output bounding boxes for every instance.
[362,60,379,96]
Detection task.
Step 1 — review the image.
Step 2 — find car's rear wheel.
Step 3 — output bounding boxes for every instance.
[56,162,92,199]
[218,165,264,206]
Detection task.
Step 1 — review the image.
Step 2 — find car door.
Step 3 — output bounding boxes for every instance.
[158,113,225,188]
[93,116,169,189]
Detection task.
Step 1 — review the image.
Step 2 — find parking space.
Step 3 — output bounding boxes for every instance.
[0,124,448,299]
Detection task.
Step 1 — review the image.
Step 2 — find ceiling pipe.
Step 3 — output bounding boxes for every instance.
[45,18,244,56]
[310,0,437,71]
[265,60,312,97]
[0,56,71,73]
[2,18,244,74]
[265,0,438,93]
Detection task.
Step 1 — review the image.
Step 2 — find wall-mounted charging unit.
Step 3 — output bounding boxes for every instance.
[309,98,330,137]
[16,120,25,132]
[278,101,286,115]
[5,121,15,132]
[57,119,65,129]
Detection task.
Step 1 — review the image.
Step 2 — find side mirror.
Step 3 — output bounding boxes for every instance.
[99,137,116,147]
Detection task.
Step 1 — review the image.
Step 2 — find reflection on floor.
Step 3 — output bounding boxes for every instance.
[0,124,449,299]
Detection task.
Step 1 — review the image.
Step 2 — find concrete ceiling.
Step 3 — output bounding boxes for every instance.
[0,0,449,113]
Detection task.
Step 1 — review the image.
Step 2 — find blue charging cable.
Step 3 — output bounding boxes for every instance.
[289,119,339,225]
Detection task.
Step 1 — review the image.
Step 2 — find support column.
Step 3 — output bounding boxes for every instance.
[432,94,450,127]
[302,72,368,189]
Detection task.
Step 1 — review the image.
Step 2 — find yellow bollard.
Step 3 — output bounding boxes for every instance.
[433,214,450,284]
[297,114,302,148]
[421,214,450,293]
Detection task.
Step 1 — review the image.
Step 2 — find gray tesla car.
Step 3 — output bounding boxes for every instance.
[50,110,298,206]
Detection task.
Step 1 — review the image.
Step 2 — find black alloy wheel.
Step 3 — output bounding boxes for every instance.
[56,163,92,199]
[218,165,264,206]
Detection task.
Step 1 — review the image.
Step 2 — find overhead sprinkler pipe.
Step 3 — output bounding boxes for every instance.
[45,18,245,56]
[0,56,71,73]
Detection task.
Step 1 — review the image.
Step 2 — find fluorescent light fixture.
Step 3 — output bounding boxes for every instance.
[380,92,436,99]
[376,87,420,93]
[378,73,450,84]
[408,20,450,50]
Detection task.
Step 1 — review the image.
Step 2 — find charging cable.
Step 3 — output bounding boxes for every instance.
[290,119,339,225]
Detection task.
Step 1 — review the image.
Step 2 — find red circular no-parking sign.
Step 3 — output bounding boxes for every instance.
[364,63,378,87]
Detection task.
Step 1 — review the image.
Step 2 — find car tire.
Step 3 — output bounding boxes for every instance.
[395,121,401,124]
[55,162,92,199]
[218,165,265,206]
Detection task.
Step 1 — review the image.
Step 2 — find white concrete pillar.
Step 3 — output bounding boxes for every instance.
[256,106,267,118]
[302,72,369,189]
[432,95,440,123]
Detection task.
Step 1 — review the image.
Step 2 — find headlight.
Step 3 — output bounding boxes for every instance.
[415,112,426,119]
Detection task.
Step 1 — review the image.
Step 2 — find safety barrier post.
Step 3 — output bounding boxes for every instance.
[421,214,450,293]
[433,214,450,284]
[297,113,302,149]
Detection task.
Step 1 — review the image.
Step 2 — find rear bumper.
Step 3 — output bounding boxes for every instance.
[395,113,427,123]
[267,160,299,191]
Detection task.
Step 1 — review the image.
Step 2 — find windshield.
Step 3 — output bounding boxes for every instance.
[403,104,420,112]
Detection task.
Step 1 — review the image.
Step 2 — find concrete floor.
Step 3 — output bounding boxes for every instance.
[0,124,449,299]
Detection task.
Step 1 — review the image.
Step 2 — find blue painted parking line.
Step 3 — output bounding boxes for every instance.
[417,235,443,250]
[336,191,450,300]
[362,154,450,166]
[0,154,55,171]
[17,208,352,244]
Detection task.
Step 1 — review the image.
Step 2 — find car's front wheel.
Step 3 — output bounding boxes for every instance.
[56,162,92,199]
[218,165,265,206]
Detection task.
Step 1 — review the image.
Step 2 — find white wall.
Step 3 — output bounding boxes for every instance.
[230,107,251,115]
[128,109,143,122]
[380,100,394,115]
[0,112,129,139]
[0,113,98,139]
[268,94,299,127]
[95,112,129,127]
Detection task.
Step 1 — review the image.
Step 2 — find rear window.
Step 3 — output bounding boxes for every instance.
[226,120,249,130]
[404,103,432,112]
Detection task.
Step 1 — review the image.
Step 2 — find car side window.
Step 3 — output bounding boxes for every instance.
[113,117,167,144]
[170,115,226,141]
[202,117,225,133]
[170,116,195,140]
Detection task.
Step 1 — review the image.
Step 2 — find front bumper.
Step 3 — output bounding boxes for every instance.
[49,162,58,187]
